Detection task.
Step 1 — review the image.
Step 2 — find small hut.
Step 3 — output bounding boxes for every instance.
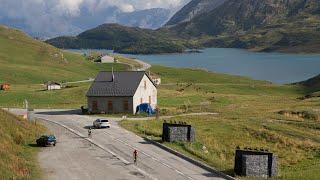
[46,81,62,91]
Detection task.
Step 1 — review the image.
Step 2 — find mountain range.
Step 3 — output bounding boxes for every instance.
[47,0,320,54]
[116,8,171,29]
[0,7,172,38]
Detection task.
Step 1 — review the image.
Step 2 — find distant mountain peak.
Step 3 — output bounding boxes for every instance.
[116,8,171,29]
[165,0,227,26]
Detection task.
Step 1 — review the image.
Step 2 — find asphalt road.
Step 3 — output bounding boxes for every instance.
[9,109,227,180]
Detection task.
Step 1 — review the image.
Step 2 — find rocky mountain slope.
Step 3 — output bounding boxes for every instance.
[171,0,320,37]
[47,0,320,54]
[166,0,226,26]
[117,8,171,29]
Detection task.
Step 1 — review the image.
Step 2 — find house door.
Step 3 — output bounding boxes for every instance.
[108,101,113,113]
[92,101,98,112]
[123,100,129,111]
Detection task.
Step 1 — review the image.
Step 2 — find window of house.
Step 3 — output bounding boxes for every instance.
[123,100,129,111]
[144,81,147,90]
[149,96,151,104]
[140,98,143,104]
[108,101,113,112]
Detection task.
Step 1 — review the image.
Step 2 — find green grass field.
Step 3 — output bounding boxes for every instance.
[0,25,127,84]
[0,109,46,179]
[1,25,320,179]
[0,25,127,108]
[120,66,320,179]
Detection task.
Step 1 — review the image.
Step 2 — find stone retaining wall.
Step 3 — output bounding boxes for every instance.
[234,150,278,178]
[162,123,195,142]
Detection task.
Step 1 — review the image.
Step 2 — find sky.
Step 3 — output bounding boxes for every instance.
[0,0,190,37]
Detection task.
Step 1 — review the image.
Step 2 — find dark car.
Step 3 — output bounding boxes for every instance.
[36,135,57,147]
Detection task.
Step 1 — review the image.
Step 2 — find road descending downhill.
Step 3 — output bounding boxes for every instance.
[9,109,229,180]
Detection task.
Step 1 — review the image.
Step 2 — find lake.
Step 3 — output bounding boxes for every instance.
[69,48,320,84]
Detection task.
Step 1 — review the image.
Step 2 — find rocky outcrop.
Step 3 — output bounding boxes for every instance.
[165,0,227,26]
[169,0,320,37]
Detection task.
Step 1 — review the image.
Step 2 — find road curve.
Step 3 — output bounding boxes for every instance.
[10,109,229,180]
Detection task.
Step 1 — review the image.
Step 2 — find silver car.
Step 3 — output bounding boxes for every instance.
[93,119,111,129]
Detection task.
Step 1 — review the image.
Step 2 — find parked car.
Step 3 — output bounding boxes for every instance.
[93,119,111,128]
[36,135,56,147]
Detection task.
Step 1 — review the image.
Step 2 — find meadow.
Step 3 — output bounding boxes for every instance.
[1,63,320,179]
[120,66,320,179]
[0,25,127,84]
[1,25,320,179]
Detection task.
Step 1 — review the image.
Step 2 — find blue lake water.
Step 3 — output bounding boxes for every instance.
[69,48,320,84]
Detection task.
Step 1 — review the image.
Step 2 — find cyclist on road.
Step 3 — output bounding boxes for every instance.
[133,149,138,165]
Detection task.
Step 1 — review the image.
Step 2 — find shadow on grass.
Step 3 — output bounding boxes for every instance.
[35,89,47,92]
[36,109,82,115]
[28,143,40,148]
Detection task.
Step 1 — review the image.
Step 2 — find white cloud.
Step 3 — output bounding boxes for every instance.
[0,0,190,37]
[56,0,84,16]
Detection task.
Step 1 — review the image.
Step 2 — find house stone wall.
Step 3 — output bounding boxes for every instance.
[133,74,157,112]
[87,97,133,114]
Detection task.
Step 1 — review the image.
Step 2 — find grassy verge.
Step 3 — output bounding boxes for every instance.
[0,109,46,179]
[0,83,90,109]
[120,66,320,179]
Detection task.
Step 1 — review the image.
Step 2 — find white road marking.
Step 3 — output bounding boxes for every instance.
[39,117,158,180]
[103,131,195,180]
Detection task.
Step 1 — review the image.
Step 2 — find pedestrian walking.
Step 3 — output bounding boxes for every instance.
[133,149,138,165]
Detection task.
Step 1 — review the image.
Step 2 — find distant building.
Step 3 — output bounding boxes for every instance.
[148,72,161,86]
[86,71,157,114]
[150,76,161,86]
[0,83,10,91]
[101,55,115,63]
[46,82,62,91]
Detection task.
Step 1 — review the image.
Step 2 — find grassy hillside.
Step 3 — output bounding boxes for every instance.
[46,24,186,55]
[0,109,45,179]
[0,25,126,84]
[120,66,320,179]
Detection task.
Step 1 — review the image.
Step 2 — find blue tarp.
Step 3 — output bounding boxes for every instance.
[136,103,155,116]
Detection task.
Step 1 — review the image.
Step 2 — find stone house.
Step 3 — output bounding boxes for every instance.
[86,71,157,114]
[46,82,62,90]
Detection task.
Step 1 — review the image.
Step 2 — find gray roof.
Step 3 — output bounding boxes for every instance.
[86,71,153,97]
